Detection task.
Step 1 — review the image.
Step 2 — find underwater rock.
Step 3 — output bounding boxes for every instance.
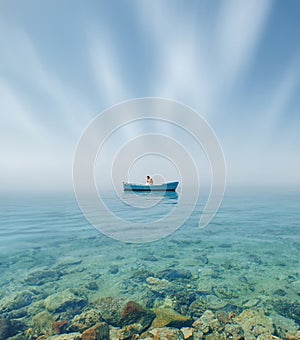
[286,330,300,340]
[81,322,109,340]
[271,313,300,339]
[243,298,260,308]
[69,309,102,332]
[196,279,213,294]
[272,299,300,324]
[109,326,121,340]
[152,307,192,328]
[140,327,184,339]
[189,295,227,318]
[273,289,287,297]
[120,301,155,330]
[93,297,125,326]
[44,289,87,313]
[173,289,197,315]
[290,279,300,293]
[223,323,244,340]
[234,308,274,338]
[257,335,282,339]
[57,257,82,266]
[108,265,119,275]
[153,296,176,309]
[215,310,235,325]
[94,298,155,330]
[194,254,209,265]
[192,310,223,334]
[24,269,62,285]
[248,254,263,265]
[5,334,28,340]
[146,277,172,294]
[0,318,14,340]
[157,269,192,281]
[29,311,55,337]
[205,330,227,340]
[0,291,34,313]
[141,255,159,262]
[119,323,144,339]
[52,321,67,334]
[180,327,195,339]
[85,281,98,291]
[0,319,24,339]
[46,333,81,340]
[212,286,240,299]
[132,269,155,282]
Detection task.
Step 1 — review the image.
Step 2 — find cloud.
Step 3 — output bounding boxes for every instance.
[0,23,92,138]
[134,0,272,116]
[214,0,272,87]
[265,55,300,126]
[0,23,93,192]
[86,23,130,107]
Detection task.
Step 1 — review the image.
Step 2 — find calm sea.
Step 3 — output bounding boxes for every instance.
[0,188,299,329]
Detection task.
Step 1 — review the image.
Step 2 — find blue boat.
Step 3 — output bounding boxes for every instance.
[123,181,179,192]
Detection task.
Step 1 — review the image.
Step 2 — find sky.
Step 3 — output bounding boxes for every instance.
[0,0,300,194]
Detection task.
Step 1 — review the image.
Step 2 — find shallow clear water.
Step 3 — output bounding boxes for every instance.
[0,189,299,333]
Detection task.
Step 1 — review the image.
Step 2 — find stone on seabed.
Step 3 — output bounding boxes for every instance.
[192,310,222,334]
[152,307,192,328]
[256,335,282,340]
[0,318,12,340]
[69,309,102,332]
[0,291,33,313]
[95,298,155,331]
[119,323,144,339]
[46,333,81,340]
[146,276,172,294]
[29,311,55,337]
[44,289,87,313]
[140,327,184,339]
[81,322,109,340]
[180,327,195,339]
[234,308,274,338]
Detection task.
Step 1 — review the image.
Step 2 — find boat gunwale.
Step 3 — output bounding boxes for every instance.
[123,181,178,191]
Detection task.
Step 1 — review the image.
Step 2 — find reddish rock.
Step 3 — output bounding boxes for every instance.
[52,321,67,334]
[82,322,109,340]
[119,301,155,330]
[121,301,143,318]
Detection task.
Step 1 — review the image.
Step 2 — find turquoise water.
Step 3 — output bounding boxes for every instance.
[0,189,299,337]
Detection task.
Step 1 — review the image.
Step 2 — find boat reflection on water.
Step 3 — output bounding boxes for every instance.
[121,190,178,209]
[122,190,178,199]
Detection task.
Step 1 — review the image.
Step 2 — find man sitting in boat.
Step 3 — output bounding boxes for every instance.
[145,175,153,185]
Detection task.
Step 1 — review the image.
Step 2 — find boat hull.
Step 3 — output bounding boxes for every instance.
[123,181,179,192]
